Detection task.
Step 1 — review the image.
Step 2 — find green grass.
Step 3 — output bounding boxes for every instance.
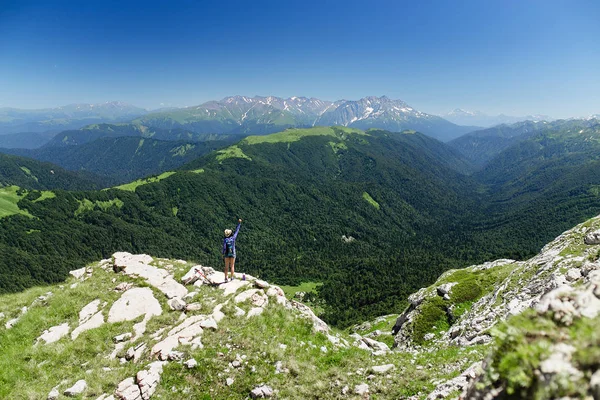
[215,146,252,162]
[279,281,322,299]
[114,171,177,191]
[362,192,380,210]
[0,186,33,218]
[191,168,205,174]
[242,127,365,145]
[33,191,56,203]
[0,257,492,399]
[75,198,124,216]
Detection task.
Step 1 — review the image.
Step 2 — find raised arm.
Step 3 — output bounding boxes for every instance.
[232,219,242,239]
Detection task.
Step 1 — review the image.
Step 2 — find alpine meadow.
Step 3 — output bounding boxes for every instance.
[1,1,600,399]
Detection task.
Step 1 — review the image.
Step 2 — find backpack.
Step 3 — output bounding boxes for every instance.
[224,238,234,257]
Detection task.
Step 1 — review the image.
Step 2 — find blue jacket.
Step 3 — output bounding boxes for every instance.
[222,222,241,257]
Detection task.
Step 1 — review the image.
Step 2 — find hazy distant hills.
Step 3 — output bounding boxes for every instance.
[443,108,553,127]
[0,102,148,136]
[0,153,108,190]
[448,118,600,167]
[5,136,236,183]
[135,95,479,141]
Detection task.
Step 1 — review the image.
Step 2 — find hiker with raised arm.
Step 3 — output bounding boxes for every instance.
[223,218,242,282]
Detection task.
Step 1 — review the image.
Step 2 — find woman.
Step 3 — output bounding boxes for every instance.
[223,218,242,282]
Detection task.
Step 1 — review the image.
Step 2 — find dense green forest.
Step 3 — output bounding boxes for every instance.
[3,136,237,183]
[1,125,600,327]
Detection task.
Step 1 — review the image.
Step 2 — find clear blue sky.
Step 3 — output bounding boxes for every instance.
[1,0,599,117]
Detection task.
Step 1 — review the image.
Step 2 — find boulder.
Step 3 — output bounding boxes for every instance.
[47,387,59,400]
[247,307,264,318]
[585,230,600,245]
[108,288,162,324]
[168,298,186,311]
[114,332,133,343]
[137,361,166,400]
[220,279,251,296]
[69,267,86,280]
[354,383,369,396]
[79,299,101,324]
[565,268,582,282]
[184,358,197,369]
[250,384,274,399]
[72,311,104,340]
[64,380,87,397]
[361,337,390,353]
[37,323,70,344]
[371,364,395,374]
[115,377,141,400]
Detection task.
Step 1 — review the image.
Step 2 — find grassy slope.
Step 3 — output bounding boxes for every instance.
[0,186,32,218]
[0,257,487,399]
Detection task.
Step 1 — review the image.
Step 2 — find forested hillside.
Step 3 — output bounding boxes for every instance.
[1,126,600,328]
[3,136,236,183]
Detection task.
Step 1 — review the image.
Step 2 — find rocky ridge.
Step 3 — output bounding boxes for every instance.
[394,214,600,399]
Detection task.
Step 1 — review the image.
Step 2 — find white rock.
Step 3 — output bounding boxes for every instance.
[234,307,246,317]
[185,302,202,312]
[167,351,184,361]
[114,332,133,343]
[137,361,166,400]
[565,268,582,282]
[168,297,186,311]
[72,311,105,340]
[64,380,87,396]
[584,230,600,245]
[354,383,369,396]
[184,358,198,369]
[200,317,218,330]
[181,266,200,285]
[115,377,141,400]
[423,333,435,341]
[234,289,260,303]
[254,279,270,289]
[37,323,70,344]
[47,387,60,400]
[114,252,187,299]
[371,364,395,374]
[79,299,101,324]
[108,287,162,324]
[247,307,264,318]
[69,267,86,280]
[226,377,234,386]
[250,384,274,399]
[220,279,251,296]
[361,337,390,353]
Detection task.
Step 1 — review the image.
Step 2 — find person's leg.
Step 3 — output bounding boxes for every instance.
[230,257,236,280]
[224,257,230,282]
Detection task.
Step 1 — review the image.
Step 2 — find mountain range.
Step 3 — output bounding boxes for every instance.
[0,101,148,136]
[135,95,478,141]
[1,96,481,148]
[443,108,553,127]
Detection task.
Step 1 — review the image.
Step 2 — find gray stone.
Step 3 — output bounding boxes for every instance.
[115,377,141,400]
[585,230,600,245]
[64,380,87,397]
[47,387,60,400]
[114,332,133,343]
[250,384,274,399]
[72,311,104,340]
[423,333,435,341]
[137,361,166,400]
[168,297,186,311]
[184,358,197,369]
[37,323,70,344]
[69,267,86,280]
[226,377,234,386]
[354,383,369,396]
[565,268,582,282]
[108,287,162,325]
[371,364,395,374]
